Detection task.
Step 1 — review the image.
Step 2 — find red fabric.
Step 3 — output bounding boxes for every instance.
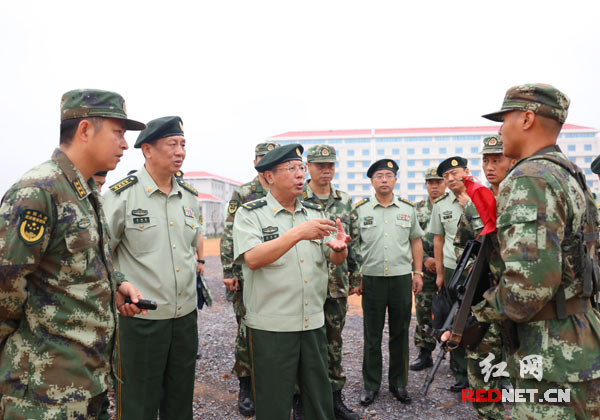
[462,176,497,236]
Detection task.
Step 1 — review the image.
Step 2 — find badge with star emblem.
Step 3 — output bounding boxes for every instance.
[18,209,48,245]
[228,200,239,215]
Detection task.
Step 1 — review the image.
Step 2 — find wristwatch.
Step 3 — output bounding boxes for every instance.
[197,259,206,264]
[412,270,424,276]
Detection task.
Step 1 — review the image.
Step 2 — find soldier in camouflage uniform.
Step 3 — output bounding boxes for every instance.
[473,84,600,419]
[410,168,446,371]
[590,155,600,208]
[303,145,359,420]
[219,141,279,416]
[453,135,514,420]
[0,89,146,419]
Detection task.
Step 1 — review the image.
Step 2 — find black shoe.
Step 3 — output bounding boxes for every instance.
[333,390,359,420]
[449,380,469,392]
[409,348,433,371]
[359,389,378,406]
[293,392,304,420]
[238,377,255,416]
[389,387,411,404]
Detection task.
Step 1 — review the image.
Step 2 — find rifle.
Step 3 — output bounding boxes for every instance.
[421,236,492,395]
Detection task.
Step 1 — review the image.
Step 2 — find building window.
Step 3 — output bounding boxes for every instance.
[472,170,480,177]
[348,161,355,168]
[439,147,447,154]
[569,156,577,163]
[471,158,479,165]
[335,162,339,168]
[362,161,369,168]
[408,195,416,201]
[348,149,355,156]
[362,184,369,191]
[422,148,430,154]
[408,160,415,166]
[585,144,592,151]
[455,147,463,154]
[568,145,576,152]
[377,149,385,155]
[423,159,430,166]
[408,183,416,190]
[471,147,478,153]
[408,148,415,155]
[348,173,355,179]
[334,173,339,179]
[586,168,593,175]
[363,173,367,179]
[408,171,416,178]
[362,149,369,156]
[349,184,355,191]
[585,156,592,163]
[394,184,400,191]
[392,148,400,155]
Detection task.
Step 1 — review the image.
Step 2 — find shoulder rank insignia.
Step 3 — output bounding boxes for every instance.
[18,209,48,245]
[243,199,267,210]
[72,179,88,199]
[301,200,323,211]
[109,175,138,194]
[336,190,342,199]
[399,197,415,207]
[228,200,240,215]
[176,178,198,196]
[354,198,370,208]
[434,192,449,203]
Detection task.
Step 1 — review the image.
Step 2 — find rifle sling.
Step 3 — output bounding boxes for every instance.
[529,298,591,322]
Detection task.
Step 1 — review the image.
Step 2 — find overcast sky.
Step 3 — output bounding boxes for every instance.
[1,0,599,194]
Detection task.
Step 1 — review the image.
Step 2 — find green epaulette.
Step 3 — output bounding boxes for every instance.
[354,197,369,208]
[301,200,323,211]
[399,197,415,207]
[434,192,449,203]
[177,178,198,196]
[109,175,138,194]
[243,199,267,210]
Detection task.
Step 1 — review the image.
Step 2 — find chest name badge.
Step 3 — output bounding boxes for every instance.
[18,209,48,245]
[363,216,374,226]
[133,217,150,224]
[183,206,195,218]
[131,208,148,216]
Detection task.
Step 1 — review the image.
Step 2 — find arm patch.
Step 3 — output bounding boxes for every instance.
[109,176,138,194]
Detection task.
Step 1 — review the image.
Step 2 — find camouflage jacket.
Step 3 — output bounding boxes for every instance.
[416,197,435,261]
[473,150,600,383]
[302,181,358,297]
[0,149,118,403]
[220,176,268,288]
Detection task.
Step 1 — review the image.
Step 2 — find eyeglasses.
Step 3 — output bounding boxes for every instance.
[373,174,395,180]
[279,164,307,174]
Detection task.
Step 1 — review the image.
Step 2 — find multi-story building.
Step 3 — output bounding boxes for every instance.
[268,124,599,203]
[183,171,242,236]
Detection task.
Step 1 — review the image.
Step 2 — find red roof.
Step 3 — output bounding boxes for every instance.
[270,124,593,139]
[196,192,221,201]
[184,171,242,186]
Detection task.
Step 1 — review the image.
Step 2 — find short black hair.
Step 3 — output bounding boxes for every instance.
[59,117,103,146]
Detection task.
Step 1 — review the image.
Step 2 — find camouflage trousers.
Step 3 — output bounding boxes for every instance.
[232,288,251,379]
[0,393,109,420]
[324,296,348,391]
[466,322,506,420]
[413,272,437,352]
[510,376,600,420]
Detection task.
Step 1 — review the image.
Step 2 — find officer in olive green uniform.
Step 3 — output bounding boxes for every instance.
[410,168,446,371]
[0,89,146,419]
[104,116,202,420]
[351,159,424,406]
[233,144,349,420]
[219,141,278,416]
[427,156,470,391]
[303,144,359,420]
[590,155,600,208]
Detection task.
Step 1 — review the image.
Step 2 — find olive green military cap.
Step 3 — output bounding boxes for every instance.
[134,116,184,148]
[367,159,398,178]
[60,89,146,130]
[437,156,468,177]
[307,144,336,163]
[255,142,280,157]
[424,167,443,180]
[482,83,570,124]
[255,143,304,172]
[591,155,600,174]
[481,135,503,155]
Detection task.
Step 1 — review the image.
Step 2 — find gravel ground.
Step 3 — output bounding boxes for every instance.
[109,255,491,419]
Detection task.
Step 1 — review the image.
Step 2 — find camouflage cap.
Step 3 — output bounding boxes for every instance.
[306,144,336,163]
[482,83,570,124]
[255,142,280,157]
[60,89,146,130]
[481,135,503,155]
[591,155,600,174]
[424,167,443,180]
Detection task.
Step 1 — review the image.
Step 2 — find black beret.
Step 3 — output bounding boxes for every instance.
[437,156,468,177]
[255,143,304,172]
[591,155,600,174]
[94,171,108,177]
[367,159,398,178]
[134,116,184,148]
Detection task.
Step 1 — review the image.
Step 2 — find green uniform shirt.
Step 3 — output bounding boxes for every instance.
[0,149,118,403]
[302,181,358,297]
[428,192,462,269]
[232,192,332,332]
[351,195,423,277]
[103,166,201,321]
